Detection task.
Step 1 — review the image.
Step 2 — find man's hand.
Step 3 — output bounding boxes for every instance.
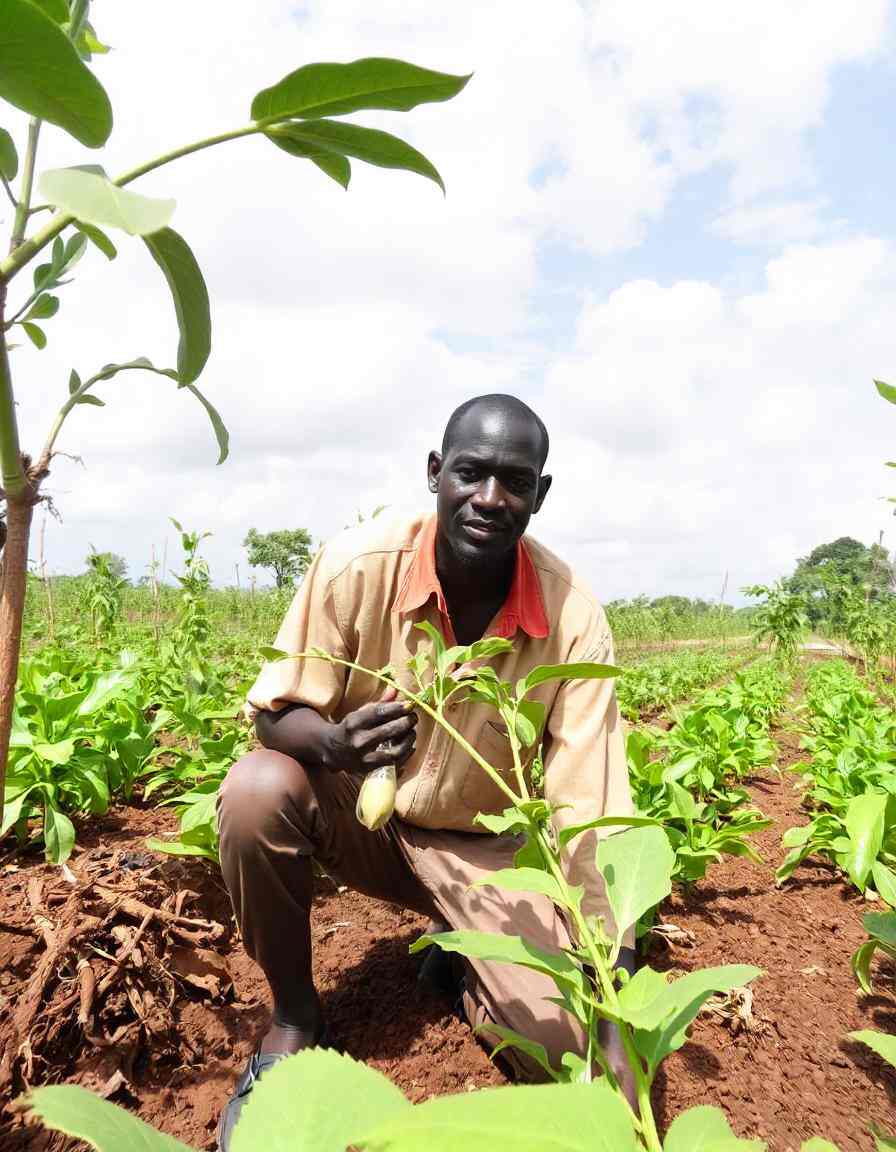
[324,688,418,775]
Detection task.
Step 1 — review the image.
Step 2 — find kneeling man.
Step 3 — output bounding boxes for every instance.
[217,394,635,1148]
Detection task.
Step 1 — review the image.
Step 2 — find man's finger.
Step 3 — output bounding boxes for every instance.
[354,713,417,752]
[362,731,416,767]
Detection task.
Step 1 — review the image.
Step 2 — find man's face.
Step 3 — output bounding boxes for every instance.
[428,407,551,565]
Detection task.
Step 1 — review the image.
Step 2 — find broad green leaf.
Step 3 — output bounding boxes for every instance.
[557,814,660,850]
[409,931,585,993]
[597,825,674,941]
[0,0,112,147]
[665,1106,765,1152]
[875,380,896,407]
[801,1140,842,1151]
[233,1048,409,1152]
[872,860,896,906]
[415,619,446,655]
[266,120,445,191]
[146,836,218,862]
[0,127,18,180]
[522,662,619,695]
[516,699,545,748]
[872,1124,896,1151]
[44,804,75,864]
[252,57,471,123]
[30,0,69,21]
[142,228,211,385]
[865,911,896,946]
[76,393,104,407]
[39,167,174,235]
[79,670,132,716]
[850,1029,896,1070]
[260,645,290,662]
[628,965,761,1074]
[0,785,37,837]
[34,738,75,766]
[23,321,46,349]
[75,220,117,259]
[362,1079,638,1152]
[474,809,527,835]
[844,791,887,889]
[26,1084,193,1150]
[471,867,579,911]
[616,964,668,1017]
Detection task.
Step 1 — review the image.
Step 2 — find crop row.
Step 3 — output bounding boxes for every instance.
[616,645,754,721]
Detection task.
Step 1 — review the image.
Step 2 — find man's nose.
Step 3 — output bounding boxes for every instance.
[473,476,506,509]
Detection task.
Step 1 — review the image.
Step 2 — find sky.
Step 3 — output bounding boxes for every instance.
[8,1,896,605]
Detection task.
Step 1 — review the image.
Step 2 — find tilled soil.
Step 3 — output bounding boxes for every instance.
[1,710,895,1150]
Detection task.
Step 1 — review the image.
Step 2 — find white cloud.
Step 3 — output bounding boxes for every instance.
[7,0,894,607]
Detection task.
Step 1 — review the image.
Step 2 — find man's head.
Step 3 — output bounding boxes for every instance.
[428,394,552,565]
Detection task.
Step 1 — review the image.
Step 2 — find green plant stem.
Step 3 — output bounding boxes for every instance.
[10,119,41,252]
[0,124,264,283]
[0,288,24,498]
[288,647,660,1147]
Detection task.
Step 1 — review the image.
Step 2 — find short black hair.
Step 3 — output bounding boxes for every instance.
[441,394,550,470]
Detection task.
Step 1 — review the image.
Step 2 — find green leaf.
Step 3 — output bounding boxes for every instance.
[25,294,59,321]
[34,738,75,766]
[801,1139,842,1151]
[180,381,229,464]
[875,380,896,407]
[409,931,585,993]
[472,1024,560,1082]
[872,860,896,906]
[25,1083,193,1150]
[0,0,112,147]
[312,153,351,188]
[844,791,887,889]
[79,670,132,715]
[616,965,668,1017]
[471,867,578,911]
[39,167,175,235]
[362,1079,638,1152]
[232,1048,409,1152]
[473,809,528,836]
[597,825,674,942]
[665,1106,766,1152]
[865,911,896,946]
[44,804,75,865]
[0,127,18,181]
[22,320,46,349]
[75,221,117,260]
[252,57,471,123]
[1,785,37,838]
[522,662,619,695]
[557,814,660,850]
[30,0,69,21]
[852,939,879,995]
[76,393,104,407]
[872,1125,896,1151]
[850,1029,896,1070]
[142,227,211,385]
[266,120,446,192]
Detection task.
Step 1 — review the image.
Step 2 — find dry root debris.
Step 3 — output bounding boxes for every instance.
[0,847,232,1099]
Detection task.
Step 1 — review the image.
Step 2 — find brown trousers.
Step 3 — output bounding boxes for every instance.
[217,749,586,1076]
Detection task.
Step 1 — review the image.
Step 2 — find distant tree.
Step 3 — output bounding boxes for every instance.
[788,536,895,627]
[85,549,128,583]
[650,595,692,616]
[243,528,313,589]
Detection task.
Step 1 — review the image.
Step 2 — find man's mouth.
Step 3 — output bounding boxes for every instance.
[462,520,507,541]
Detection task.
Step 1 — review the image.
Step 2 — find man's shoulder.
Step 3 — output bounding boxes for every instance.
[524,532,610,638]
[316,509,428,583]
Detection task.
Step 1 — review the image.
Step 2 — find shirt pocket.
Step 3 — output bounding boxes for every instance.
[460,718,525,817]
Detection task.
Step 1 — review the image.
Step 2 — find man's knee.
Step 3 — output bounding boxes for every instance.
[217,748,313,850]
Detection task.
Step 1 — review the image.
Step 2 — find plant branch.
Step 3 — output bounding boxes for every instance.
[0,286,25,499]
[0,178,17,211]
[10,120,42,252]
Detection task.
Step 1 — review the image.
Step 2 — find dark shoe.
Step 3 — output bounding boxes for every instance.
[417,945,465,999]
[217,1026,333,1151]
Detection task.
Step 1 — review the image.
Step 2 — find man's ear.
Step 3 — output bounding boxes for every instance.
[533,473,552,514]
[427,450,443,493]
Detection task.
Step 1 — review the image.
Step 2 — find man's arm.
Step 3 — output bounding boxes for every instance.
[254,693,418,774]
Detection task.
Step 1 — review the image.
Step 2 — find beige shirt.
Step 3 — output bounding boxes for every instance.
[247,512,633,920]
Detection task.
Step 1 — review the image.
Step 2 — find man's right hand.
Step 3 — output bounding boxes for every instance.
[324,688,418,775]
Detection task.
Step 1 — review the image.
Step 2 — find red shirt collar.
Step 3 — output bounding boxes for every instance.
[394,516,549,642]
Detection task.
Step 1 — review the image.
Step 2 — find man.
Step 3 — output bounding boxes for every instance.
[217,394,635,1148]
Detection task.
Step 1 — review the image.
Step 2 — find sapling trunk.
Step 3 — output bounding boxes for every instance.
[0,495,34,817]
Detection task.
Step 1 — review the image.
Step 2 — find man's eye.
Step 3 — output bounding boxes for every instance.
[456,468,479,482]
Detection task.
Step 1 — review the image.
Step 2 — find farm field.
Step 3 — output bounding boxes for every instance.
[2,584,895,1150]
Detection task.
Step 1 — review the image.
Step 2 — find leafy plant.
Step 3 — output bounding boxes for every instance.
[83,546,126,640]
[0,0,470,830]
[743,582,809,665]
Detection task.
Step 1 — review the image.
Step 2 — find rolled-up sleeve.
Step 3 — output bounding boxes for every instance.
[246,550,348,719]
[542,620,634,931]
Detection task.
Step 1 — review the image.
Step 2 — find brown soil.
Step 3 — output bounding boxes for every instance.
[1,698,894,1151]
